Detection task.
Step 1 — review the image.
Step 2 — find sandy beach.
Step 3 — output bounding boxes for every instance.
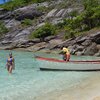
[35,72,100,100]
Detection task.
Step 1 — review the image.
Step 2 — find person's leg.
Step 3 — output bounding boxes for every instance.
[66,54,70,61]
[63,53,67,61]
[7,64,10,72]
[9,66,13,73]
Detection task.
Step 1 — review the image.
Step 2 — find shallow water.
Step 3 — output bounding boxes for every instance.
[0,50,99,100]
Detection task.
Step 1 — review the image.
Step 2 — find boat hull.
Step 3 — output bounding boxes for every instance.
[40,64,100,71]
[35,56,100,71]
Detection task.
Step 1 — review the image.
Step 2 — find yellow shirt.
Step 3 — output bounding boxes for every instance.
[62,47,70,54]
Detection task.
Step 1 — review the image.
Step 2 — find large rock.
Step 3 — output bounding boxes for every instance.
[96,45,100,50]
[12,29,30,41]
[57,38,76,48]
[92,32,100,44]
[4,19,20,29]
[0,11,12,20]
[45,36,56,41]
[15,39,41,48]
[75,51,83,56]
[75,36,87,44]
[82,40,92,46]
[0,25,34,47]
[51,18,63,25]
[1,40,12,46]
[45,9,58,19]
[0,29,22,45]
[13,5,43,21]
[45,7,83,20]
[68,45,77,54]
[27,42,48,51]
[83,43,99,55]
[55,9,65,17]
[46,38,63,50]
[0,8,12,20]
[90,32,100,43]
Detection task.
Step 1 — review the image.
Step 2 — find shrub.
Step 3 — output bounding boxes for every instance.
[0,0,50,10]
[69,10,79,18]
[21,19,33,26]
[91,6,100,26]
[83,0,99,10]
[0,0,25,10]
[30,23,56,41]
[37,6,53,13]
[0,21,8,37]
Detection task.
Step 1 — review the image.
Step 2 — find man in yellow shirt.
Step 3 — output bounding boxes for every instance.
[62,47,70,61]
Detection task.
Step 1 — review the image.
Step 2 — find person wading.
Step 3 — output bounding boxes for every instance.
[62,47,70,61]
[6,53,15,74]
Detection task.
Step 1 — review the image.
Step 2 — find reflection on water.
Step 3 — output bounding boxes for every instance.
[0,50,99,100]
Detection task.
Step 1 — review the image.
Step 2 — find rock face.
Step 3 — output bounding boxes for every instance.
[0,0,100,56]
[0,29,100,57]
[0,8,12,20]
[57,32,100,56]
[45,8,83,19]
[13,6,43,21]
[4,19,21,29]
[0,3,44,20]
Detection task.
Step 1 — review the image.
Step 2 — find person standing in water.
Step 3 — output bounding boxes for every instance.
[6,53,15,73]
[62,47,70,61]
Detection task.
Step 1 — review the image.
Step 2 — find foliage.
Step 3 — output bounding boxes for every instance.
[69,10,79,18]
[0,0,50,10]
[31,0,50,3]
[30,23,56,41]
[0,0,25,10]
[56,0,100,39]
[0,21,8,36]
[56,0,80,9]
[91,6,100,26]
[21,19,33,26]
[0,0,100,40]
[83,0,99,10]
[37,6,53,13]
[64,26,75,39]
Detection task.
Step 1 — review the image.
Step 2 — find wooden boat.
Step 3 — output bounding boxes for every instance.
[35,56,100,71]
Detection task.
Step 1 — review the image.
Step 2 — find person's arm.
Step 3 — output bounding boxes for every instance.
[12,58,15,69]
[6,58,8,68]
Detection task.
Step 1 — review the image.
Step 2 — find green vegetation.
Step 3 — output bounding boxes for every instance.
[0,0,50,10]
[0,0,99,40]
[21,19,33,26]
[30,0,100,40]
[0,0,25,10]
[56,0,100,39]
[56,0,82,9]
[0,21,8,37]
[37,6,53,13]
[30,23,56,41]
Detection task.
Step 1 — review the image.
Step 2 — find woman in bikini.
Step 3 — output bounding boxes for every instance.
[6,53,15,73]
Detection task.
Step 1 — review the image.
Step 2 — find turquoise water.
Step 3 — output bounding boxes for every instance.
[0,50,99,100]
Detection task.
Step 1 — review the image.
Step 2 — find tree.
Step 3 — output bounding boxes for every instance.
[91,6,100,27]
[83,0,99,10]
[82,0,100,29]
[30,23,56,41]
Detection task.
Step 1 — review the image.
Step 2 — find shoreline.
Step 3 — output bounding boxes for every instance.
[0,47,61,54]
[35,72,100,100]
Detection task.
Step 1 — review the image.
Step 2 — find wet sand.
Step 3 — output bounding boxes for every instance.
[35,72,100,100]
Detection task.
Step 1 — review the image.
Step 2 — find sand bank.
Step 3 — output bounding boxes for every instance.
[35,72,100,100]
